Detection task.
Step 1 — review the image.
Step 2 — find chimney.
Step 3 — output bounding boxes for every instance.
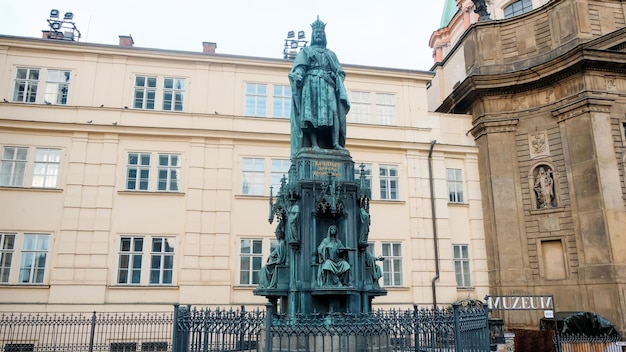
[202,42,217,54]
[119,35,134,47]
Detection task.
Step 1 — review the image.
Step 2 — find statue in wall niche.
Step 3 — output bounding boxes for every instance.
[286,201,300,243]
[534,166,554,209]
[317,225,352,287]
[365,251,384,288]
[288,16,350,157]
[258,225,287,288]
[358,204,370,247]
[471,0,491,20]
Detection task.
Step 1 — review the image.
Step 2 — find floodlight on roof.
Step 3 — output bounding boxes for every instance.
[51,21,62,30]
[50,9,59,18]
[290,41,298,49]
[297,31,305,39]
[287,31,295,39]
[282,28,307,60]
[64,12,74,20]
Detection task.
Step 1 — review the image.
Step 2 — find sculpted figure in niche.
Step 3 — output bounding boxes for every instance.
[288,17,350,158]
[317,225,351,287]
[286,202,300,243]
[258,225,287,288]
[358,205,370,246]
[365,251,384,288]
[534,166,554,209]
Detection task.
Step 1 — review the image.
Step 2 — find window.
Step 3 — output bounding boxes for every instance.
[271,159,291,191]
[0,233,16,283]
[382,242,402,286]
[350,91,371,123]
[149,237,174,284]
[242,158,265,196]
[240,239,263,285]
[504,0,532,18]
[272,85,291,118]
[157,154,180,191]
[44,70,70,105]
[125,152,182,192]
[131,76,185,111]
[162,78,185,111]
[447,168,464,203]
[32,148,61,188]
[133,76,157,109]
[141,342,168,351]
[13,68,40,103]
[19,234,50,284]
[245,83,267,117]
[4,344,34,352]
[117,236,175,285]
[126,153,151,191]
[110,342,137,352]
[0,147,28,186]
[0,146,62,188]
[453,244,471,288]
[355,163,372,191]
[379,165,399,200]
[375,93,397,125]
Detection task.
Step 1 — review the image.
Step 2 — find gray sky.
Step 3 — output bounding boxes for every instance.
[0,0,447,71]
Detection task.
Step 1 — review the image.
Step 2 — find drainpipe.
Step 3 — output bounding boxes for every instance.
[428,140,440,309]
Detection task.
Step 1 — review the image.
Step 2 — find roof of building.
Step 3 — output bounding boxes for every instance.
[440,0,459,29]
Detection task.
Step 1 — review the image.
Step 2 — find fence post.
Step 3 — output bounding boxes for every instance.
[265,303,274,352]
[413,305,419,352]
[239,305,245,351]
[483,303,490,349]
[173,304,191,352]
[453,303,462,352]
[88,311,96,352]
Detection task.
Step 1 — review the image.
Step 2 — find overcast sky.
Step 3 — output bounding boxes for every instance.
[0,0,448,71]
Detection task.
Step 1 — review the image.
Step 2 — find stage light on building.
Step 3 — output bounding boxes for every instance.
[283,30,307,60]
[45,9,81,42]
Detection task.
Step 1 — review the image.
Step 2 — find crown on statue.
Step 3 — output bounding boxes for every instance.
[311,16,326,31]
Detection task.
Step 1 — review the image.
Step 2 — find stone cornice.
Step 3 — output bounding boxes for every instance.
[551,96,614,122]
[469,118,519,139]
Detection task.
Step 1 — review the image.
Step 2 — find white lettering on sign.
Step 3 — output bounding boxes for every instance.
[486,296,554,310]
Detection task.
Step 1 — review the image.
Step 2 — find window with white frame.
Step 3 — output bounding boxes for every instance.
[133,76,157,109]
[157,154,180,191]
[240,239,263,285]
[446,168,464,203]
[162,78,185,112]
[272,85,292,118]
[13,68,40,103]
[245,83,267,117]
[242,158,265,196]
[504,0,532,18]
[354,163,372,191]
[126,152,151,191]
[0,233,16,283]
[0,146,62,188]
[131,76,185,111]
[125,152,182,192]
[19,234,50,284]
[379,165,399,200]
[382,242,403,286]
[349,91,371,123]
[453,244,471,288]
[32,148,62,188]
[271,159,291,191]
[117,236,175,285]
[44,70,70,105]
[375,93,397,125]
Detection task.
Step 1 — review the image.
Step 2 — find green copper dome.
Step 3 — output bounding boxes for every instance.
[440,0,459,28]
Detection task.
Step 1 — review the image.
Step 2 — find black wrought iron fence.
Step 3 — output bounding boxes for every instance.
[0,311,173,352]
[172,303,490,352]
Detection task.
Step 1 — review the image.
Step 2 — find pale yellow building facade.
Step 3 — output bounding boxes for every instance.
[0,34,487,313]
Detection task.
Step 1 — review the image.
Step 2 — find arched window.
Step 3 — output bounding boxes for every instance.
[504,0,533,18]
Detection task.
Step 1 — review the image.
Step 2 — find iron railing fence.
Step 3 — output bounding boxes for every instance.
[556,333,623,352]
[173,303,491,352]
[0,311,173,352]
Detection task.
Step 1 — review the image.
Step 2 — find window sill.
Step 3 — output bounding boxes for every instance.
[235,194,268,200]
[370,199,405,205]
[448,202,468,207]
[456,286,474,291]
[107,285,179,289]
[0,284,51,288]
[529,206,564,215]
[117,190,185,196]
[380,286,409,291]
[0,186,63,193]
[234,285,258,290]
